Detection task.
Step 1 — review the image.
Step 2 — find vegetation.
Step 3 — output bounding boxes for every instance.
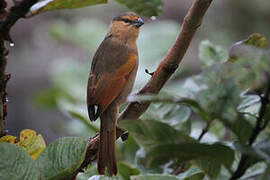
[0,0,270,180]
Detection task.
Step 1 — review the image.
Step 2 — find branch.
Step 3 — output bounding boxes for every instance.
[64,0,213,178]
[0,0,38,41]
[0,40,7,137]
[230,75,270,180]
[0,0,38,136]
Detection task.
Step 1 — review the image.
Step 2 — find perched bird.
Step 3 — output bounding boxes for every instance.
[87,12,144,176]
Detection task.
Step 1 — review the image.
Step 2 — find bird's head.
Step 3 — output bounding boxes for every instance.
[109,12,144,41]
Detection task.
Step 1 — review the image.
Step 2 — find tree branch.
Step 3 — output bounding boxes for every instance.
[66,0,213,178]
[0,0,38,136]
[0,0,38,41]
[0,40,7,137]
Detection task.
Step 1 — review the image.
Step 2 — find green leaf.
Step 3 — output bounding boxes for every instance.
[118,162,140,180]
[128,94,208,122]
[196,158,221,178]
[119,119,194,150]
[221,113,254,142]
[29,0,107,16]
[0,143,42,180]
[131,174,179,180]
[37,137,88,180]
[199,40,227,68]
[148,143,234,169]
[177,167,205,180]
[115,0,163,17]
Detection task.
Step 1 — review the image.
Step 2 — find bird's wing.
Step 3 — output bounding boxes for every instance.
[87,37,137,119]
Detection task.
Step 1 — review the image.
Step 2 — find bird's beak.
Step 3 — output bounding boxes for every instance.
[132,18,144,28]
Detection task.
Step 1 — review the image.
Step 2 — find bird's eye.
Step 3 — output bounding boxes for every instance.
[123,19,131,24]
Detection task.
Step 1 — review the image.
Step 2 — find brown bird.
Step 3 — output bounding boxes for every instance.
[87,12,144,176]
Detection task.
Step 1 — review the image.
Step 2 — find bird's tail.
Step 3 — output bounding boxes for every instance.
[98,104,118,176]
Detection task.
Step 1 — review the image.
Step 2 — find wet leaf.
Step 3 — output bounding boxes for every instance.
[37,137,88,180]
[29,0,107,16]
[148,142,234,169]
[119,119,194,150]
[0,143,42,180]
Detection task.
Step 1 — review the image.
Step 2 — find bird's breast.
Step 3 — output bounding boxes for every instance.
[113,53,137,78]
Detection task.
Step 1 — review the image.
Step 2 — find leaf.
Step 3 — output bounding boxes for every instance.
[115,0,163,17]
[199,40,227,68]
[220,113,253,142]
[18,129,46,160]
[0,143,42,180]
[196,158,221,179]
[147,143,234,169]
[119,119,194,150]
[177,167,205,180]
[118,162,140,180]
[131,174,180,180]
[29,0,107,16]
[37,137,88,180]
[0,135,17,144]
[228,33,267,63]
[128,94,208,122]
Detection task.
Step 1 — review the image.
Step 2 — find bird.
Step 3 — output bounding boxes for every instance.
[87,12,144,176]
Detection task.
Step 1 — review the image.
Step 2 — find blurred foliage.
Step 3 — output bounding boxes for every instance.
[29,0,163,17]
[0,137,89,180]
[31,15,270,179]
[4,15,269,179]
[30,0,107,17]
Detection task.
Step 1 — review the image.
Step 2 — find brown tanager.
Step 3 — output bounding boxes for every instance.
[87,12,144,176]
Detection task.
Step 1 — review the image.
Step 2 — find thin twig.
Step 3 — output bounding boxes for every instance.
[230,75,270,180]
[198,121,211,141]
[0,0,38,136]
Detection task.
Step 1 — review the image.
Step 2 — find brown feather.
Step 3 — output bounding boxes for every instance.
[87,12,142,176]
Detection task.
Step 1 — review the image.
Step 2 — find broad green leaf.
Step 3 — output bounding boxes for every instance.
[220,113,253,142]
[233,141,263,169]
[119,119,194,150]
[0,143,42,180]
[29,0,107,16]
[1,129,46,160]
[131,174,179,180]
[199,40,227,68]
[254,139,270,164]
[37,137,88,180]
[115,0,163,17]
[148,143,234,169]
[76,165,98,180]
[177,167,205,180]
[128,94,208,122]
[118,135,140,163]
[118,162,140,180]
[196,158,221,179]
